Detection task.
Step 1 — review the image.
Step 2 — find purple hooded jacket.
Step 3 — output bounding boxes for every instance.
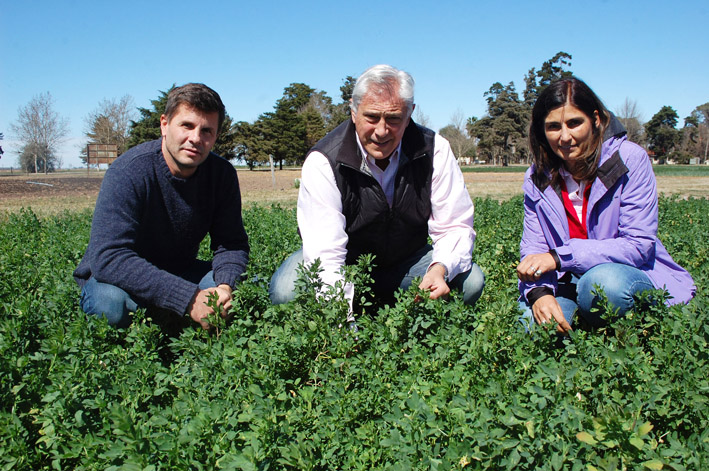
[519,134,695,305]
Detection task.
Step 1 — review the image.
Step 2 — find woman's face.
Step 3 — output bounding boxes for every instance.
[544,102,599,165]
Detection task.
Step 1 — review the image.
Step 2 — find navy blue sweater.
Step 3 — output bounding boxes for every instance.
[74,139,250,315]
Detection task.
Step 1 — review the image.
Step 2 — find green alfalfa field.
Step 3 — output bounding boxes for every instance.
[1,193,708,470]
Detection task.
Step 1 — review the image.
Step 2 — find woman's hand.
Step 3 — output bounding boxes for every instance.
[532,294,572,334]
[517,253,557,282]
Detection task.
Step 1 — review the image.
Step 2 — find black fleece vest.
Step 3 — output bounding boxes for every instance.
[309,119,435,268]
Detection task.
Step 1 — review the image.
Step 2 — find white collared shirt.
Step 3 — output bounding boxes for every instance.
[559,167,587,222]
[297,131,476,316]
[361,137,400,207]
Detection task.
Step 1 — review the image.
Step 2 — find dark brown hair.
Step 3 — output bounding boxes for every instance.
[164,83,226,131]
[529,77,609,187]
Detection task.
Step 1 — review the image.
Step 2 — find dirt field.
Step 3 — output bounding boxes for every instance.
[1,168,708,215]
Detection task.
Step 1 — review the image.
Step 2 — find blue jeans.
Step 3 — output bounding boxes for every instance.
[79,260,217,327]
[269,245,485,306]
[519,263,655,329]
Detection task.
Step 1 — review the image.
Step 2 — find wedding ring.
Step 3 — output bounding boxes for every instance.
[534,270,542,277]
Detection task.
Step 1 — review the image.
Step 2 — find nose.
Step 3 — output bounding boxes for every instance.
[559,125,572,142]
[374,117,389,137]
[188,127,202,144]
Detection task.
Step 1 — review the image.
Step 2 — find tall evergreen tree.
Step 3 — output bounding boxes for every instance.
[468,82,527,165]
[645,106,680,160]
[127,88,170,149]
[522,52,573,111]
[331,75,356,125]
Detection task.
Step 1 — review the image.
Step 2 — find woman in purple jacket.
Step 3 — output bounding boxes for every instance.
[517,77,695,334]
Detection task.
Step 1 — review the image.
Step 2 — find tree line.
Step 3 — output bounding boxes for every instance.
[6,53,709,172]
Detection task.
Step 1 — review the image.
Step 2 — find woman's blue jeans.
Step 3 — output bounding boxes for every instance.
[79,261,216,328]
[519,263,654,329]
[269,245,485,306]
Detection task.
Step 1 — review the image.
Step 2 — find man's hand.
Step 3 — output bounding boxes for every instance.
[187,284,233,329]
[517,252,557,282]
[532,294,572,334]
[419,263,450,300]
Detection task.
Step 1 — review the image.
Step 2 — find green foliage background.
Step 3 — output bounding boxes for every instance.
[0,198,707,470]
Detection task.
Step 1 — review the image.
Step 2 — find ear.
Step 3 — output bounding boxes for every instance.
[593,110,600,128]
[160,114,168,135]
[350,100,356,123]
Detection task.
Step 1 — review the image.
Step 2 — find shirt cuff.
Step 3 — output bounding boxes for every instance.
[549,249,561,271]
[526,286,554,306]
[427,262,449,281]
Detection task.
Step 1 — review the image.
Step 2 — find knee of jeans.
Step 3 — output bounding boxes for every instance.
[460,264,485,305]
[269,268,297,305]
[577,267,639,314]
[198,270,217,290]
[80,283,133,327]
[269,250,303,304]
[269,278,297,305]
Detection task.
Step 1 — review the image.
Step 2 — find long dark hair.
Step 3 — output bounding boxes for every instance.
[529,77,609,188]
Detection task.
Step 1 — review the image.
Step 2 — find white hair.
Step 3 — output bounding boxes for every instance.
[350,64,415,115]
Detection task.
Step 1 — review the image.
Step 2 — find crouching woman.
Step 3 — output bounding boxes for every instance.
[517,77,695,334]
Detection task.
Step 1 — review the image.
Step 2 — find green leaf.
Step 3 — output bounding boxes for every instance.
[638,421,654,436]
[642,460,663,470]
[629,437,645,450]
[576,431,597,446]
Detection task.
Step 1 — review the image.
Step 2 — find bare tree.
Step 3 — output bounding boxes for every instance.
[11,92,69,173]
[84,95,136,160]
[615,98,644,145]
[414,107,430,128]
[440,109,476,164]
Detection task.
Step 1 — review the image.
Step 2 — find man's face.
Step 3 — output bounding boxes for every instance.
[160,103,219,178]
[351,86,411,160]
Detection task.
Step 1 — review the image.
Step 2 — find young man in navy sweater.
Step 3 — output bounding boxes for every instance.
[74,83,249,329]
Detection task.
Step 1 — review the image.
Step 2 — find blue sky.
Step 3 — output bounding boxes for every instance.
[1,0,707,168]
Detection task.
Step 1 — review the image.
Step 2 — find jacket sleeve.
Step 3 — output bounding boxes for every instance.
[518,178,559,302]
[554,144,658,273]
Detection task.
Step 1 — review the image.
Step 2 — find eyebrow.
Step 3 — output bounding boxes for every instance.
[363,110,403,118]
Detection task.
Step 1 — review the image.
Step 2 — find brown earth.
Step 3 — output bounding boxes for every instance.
[1,168,708,216]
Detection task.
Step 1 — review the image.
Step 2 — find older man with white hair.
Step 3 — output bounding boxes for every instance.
[270,64,484,315]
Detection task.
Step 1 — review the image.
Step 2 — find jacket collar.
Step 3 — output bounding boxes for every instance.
[596,150,628,191]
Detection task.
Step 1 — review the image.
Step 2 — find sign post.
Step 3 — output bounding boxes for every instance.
[86,144,118,175]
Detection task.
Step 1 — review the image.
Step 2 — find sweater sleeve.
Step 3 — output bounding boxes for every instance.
[209,167,250,288]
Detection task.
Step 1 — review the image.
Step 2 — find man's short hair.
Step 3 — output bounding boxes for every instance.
[350,65,415,115]
[164,83,226,130]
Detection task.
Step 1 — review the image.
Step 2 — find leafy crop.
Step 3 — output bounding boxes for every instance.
[0,198,707,470]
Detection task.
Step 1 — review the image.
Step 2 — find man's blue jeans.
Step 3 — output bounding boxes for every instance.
[519,263,655,329]
[79,260,216,328]
[269,245,485,306]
